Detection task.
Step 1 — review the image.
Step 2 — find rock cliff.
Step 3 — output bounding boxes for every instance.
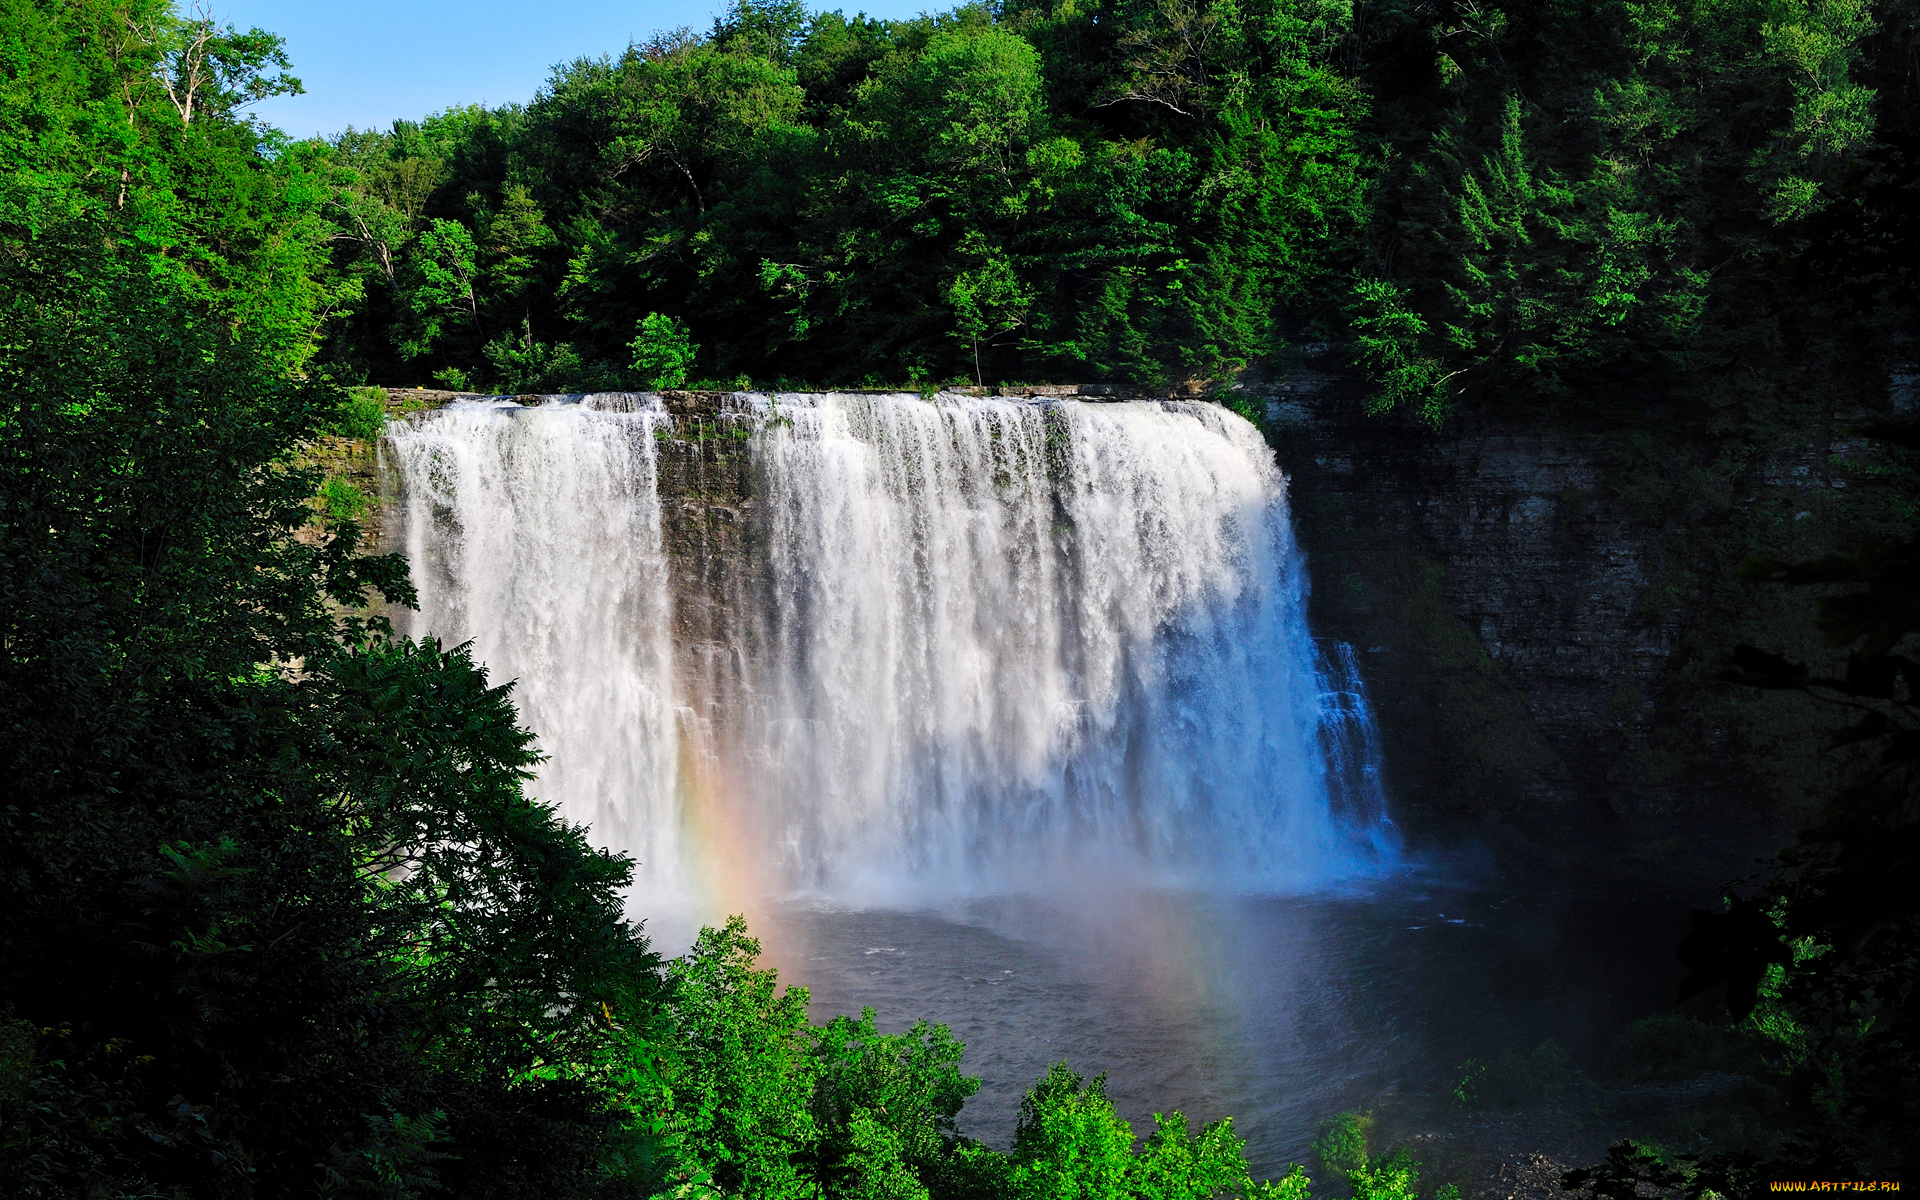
[1262,374,1680,828]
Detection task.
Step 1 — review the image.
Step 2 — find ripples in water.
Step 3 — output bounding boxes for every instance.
[751,872,1684,1174]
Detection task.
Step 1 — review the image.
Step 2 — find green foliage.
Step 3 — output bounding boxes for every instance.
[1349,280,1447,425]
[1484,1041,1575,1107]
[1010,1065,1138,1197]
[1305,1123,1454,1200]
[1346,1148,1417,1200]
[810,1007,981,1190]
[630,313,700,389]
[320,475,372,523]
[1005,1063,1308,1199]
[1312,1111,1372,1183]
[655,916,818,1196]
[841,1110,935,1200]
[491,325,596,393]
[11,0,1916,1193]
[399,217,482,360]
[1341,0,1907,432]
[306,0,1370,388]
[1449,1060,1485,1108]
[946,239,1035,385]
[0,4,674,1191]
[336,385,392,438]
[1610,1013,1752,1082]
[1446,1043,1576,1109]
[1753,0,1878,219]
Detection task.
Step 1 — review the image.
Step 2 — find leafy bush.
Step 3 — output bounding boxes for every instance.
[1611,1013,1752,1082]
[485,329,588,393]
[318,476,371,523]
[1313,1110,1373,1183]
[334,386,390,440]
[1451,1041,1576,1107]
[1449,1059,1485,1107]
[630,313,699,390]
[1348,1147,1419,1200]
[1007,1063,1310,1200]
[1310,1119,1460,1200]
[1484,1040,1576,1106]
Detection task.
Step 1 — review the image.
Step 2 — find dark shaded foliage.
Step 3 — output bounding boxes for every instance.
[1569,445,1919,1189]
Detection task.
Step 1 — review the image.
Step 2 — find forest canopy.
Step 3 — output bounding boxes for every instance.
[312,0,1366,390]
[303,0,1914,428]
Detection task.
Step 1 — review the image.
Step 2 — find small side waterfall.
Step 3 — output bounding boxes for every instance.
[1315,640,1393,832]
[388,391,1392,910]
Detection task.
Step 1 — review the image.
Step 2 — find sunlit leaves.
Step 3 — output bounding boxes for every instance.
[1756,0,1877,220]
[303,0,1371,388]
[1355,90,1711,417]
[1004,1063,1299,1200]
[888,26,1045,177]
[1350,279,1451,424]
[629,311,700,387]
[946,239,1035,382]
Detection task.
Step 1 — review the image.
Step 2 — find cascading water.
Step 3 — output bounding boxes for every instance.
[1315,639,1393,831]
[386,394,688,894]
[387,391,1391,913]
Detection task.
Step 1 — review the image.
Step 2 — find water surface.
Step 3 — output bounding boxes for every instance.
[757,868,1684,1174]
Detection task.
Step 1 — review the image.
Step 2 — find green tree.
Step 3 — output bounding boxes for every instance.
[656,916,819,1198]
[1754,0,1877,218]
[810,1008,982,1193]
[946,239,1034,383]
[400,216,483,359]
[0,6,672,1194]
[1003,1064,1304,1200]
[631,312,700,387]
[1010,1065,1138,1199]
[1311,1110,1373,1185]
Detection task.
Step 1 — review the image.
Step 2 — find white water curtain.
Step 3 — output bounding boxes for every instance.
[390,392,1389,909]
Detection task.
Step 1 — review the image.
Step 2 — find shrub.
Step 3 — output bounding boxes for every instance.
[1485,1040,1576,1105]
[630,313,698,389]
[485,332,586,393]
[318,476,370,524]
[1007,1063,1300,1200]
[1611,1013,1750,1081]
[1349,1146,1418,1200]
[1313,1111,1373,1183]
[333,386,389,440]
[1452,1041,1576,1107]
[1449,1060,1485,1107]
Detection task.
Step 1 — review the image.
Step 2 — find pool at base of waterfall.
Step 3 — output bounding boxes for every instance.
[744,866,1687,1177]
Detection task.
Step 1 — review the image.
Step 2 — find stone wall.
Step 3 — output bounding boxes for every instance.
[653,407,766,754]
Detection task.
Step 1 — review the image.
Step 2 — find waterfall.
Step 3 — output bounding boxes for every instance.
[386,395,687,894]
[388,391,1391,910]
[1315,640,1393,833]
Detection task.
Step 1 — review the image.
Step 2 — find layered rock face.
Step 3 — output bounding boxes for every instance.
[1262,375,1682,826]
[1273,363,1910,835]
[651,402,767,757]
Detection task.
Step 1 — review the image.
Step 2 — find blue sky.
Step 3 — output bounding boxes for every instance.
[220,1,934,139]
